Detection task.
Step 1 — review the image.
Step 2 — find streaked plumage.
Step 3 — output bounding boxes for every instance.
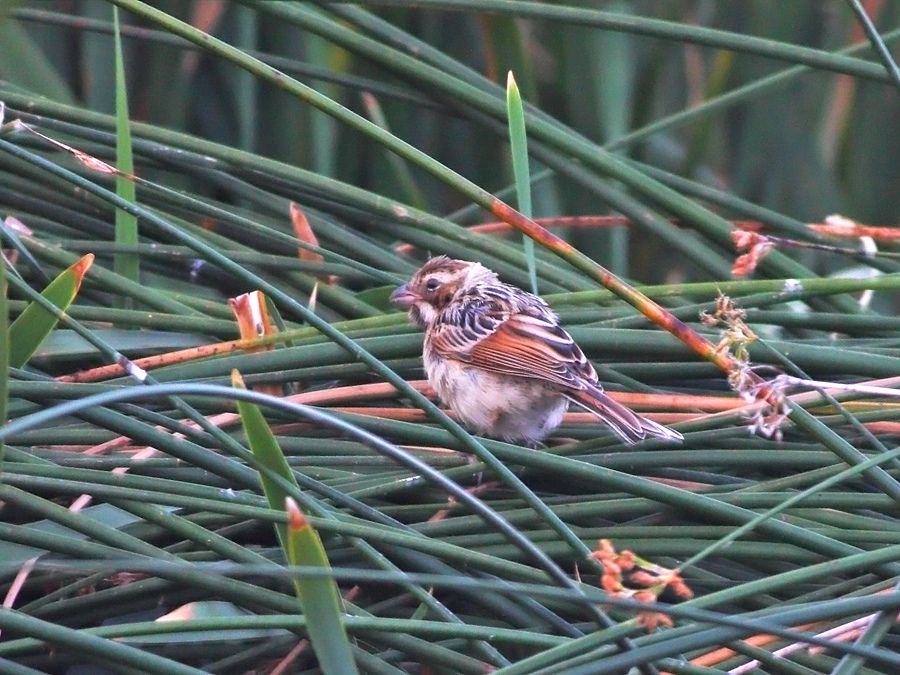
[391,256,683,445]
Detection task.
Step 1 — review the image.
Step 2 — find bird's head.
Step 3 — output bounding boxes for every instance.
[390,256,495,328]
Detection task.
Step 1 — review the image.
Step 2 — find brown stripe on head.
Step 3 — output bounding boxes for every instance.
[397,256,499,326]
[404,257,478,313]
[417,256,470,276]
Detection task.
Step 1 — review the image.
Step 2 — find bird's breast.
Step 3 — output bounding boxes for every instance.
[422,347,566,443]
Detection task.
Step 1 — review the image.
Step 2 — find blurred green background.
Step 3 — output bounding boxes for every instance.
[2,4,900,672]
[4,0,896,281]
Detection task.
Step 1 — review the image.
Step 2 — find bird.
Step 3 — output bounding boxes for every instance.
[390,256,683,446]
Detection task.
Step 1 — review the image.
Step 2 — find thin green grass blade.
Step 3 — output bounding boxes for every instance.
[229,374,360,672]
[285,498,359,675]
[8,253,93,368]
[847,0,900,90]
[112,6,139,310]
[506,71,536,294]
[231,370,298,548]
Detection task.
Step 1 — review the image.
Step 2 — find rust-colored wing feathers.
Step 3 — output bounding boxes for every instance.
[428,303,683,444]
[429,311,596,390]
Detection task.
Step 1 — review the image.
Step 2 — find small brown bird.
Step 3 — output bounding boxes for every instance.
[390,256,683,446]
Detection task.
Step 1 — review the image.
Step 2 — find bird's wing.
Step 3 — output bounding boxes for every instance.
[429,298,684,445]
[428,303,597,390]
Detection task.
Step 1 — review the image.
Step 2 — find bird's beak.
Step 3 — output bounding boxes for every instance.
[390,283,417,309]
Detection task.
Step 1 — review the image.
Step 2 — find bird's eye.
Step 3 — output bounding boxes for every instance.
[425,278,440,293]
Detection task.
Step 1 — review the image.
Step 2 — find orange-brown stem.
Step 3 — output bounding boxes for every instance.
[487,197,741,376]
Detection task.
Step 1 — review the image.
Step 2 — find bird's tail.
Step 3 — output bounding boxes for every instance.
[566,385,683,445]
